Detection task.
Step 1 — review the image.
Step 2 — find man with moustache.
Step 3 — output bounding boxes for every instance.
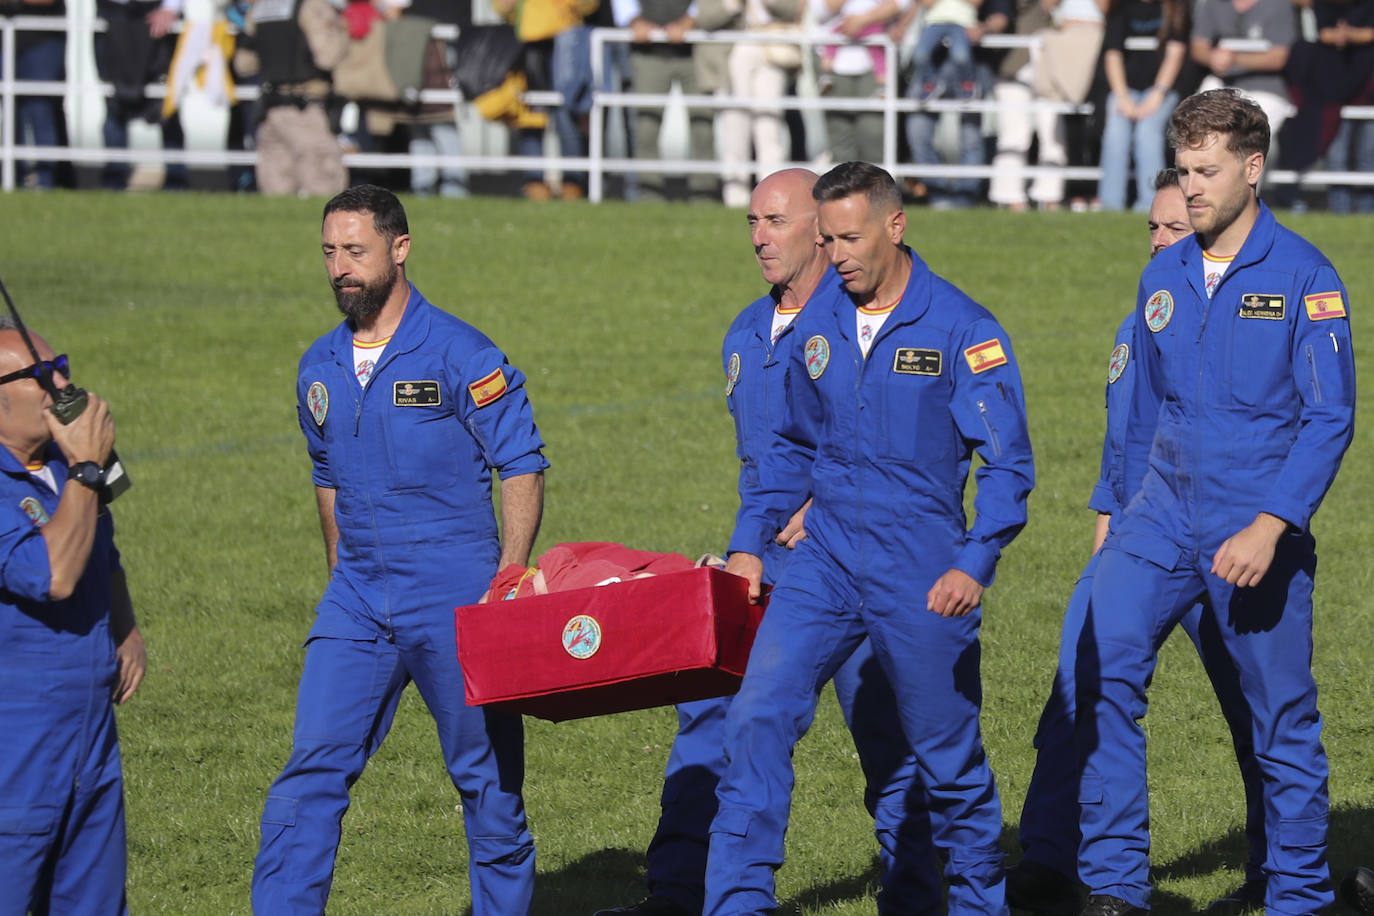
[704,161,1034,916]
[1073,89,1355,916]
[0,322,145,915]
[252,185,546,915]
[597,168,933,916]
[1009,169,1269,916]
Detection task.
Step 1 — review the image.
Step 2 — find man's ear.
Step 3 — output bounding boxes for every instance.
[1244,150,1265,189]
[888,208,906,245]
[392,233,411,266]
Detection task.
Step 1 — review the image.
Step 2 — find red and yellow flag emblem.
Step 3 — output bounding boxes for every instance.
[1303,291,1346,322]
[468,368,508,407]
[963,338,1008,374]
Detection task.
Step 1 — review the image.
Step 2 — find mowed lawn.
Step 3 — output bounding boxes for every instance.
[3,192,1372,914]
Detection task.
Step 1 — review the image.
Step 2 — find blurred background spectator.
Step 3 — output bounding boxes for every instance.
[910,0,981,100]
[898,0,1011,207]
[1190,0,1295,165]
[1096,0,1188,210]
[1282,0,1374,211]
[406,0,472,198]
[94,0,189,189]
[1,0,71,188]
[233,0,349,196]
[811,0,909,163]
[613,0,717,201]
[719,0,802,207]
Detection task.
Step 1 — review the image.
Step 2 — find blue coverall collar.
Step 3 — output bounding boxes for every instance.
[831,246,932,346]
[329,284,430,382]
[1177,200,1279,296]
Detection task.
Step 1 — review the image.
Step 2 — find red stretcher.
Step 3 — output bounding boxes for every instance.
[455,566,765,722]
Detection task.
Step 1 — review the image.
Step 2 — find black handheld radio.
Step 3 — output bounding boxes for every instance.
[0,277,131,504]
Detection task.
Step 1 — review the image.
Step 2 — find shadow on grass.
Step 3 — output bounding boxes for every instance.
[531,846,648,916]
[1151,802,1374,912]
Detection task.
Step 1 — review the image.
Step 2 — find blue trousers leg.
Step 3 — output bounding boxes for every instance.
[647,696,731,912]
[401,613,535,916]
[704,576,868,915]
[1020,557,1099,879]
[832,640,941,916]
[252,633,409,915]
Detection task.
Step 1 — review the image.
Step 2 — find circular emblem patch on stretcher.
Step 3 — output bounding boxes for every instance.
[562,614,602,660]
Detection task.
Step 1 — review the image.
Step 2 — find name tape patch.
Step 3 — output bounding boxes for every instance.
[468,368,508,408]
[1304,291,1347,322]
[394,380,441,406]
[963,339,1008,374]
[1239,294,1285,320]
[893,347,941,376]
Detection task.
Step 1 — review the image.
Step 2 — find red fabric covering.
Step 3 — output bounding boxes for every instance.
[456,567,764,722]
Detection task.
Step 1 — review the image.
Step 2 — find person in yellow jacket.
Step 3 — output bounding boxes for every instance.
[494,0,600,198]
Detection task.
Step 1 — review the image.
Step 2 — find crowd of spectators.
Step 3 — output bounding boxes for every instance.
[2,0,1373,208]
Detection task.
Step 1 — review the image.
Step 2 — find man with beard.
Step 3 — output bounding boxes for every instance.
[1072,89,1355,916]
[251,184,547,915]
[1009,169,1269,916]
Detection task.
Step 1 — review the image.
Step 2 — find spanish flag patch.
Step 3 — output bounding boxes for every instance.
[468,367,508,407]
[963,338,1008,374]
[1303,292,1346,322]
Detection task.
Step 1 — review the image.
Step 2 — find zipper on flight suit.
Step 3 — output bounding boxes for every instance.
[977,400,1002,457]
[1305,344,1323,404]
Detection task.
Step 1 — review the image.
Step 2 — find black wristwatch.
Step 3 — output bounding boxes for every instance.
[67,461,105,490]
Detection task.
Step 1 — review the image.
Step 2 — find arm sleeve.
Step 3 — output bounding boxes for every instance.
[1261,267,1355,529]
[0,511,53,602]
[727,341,818,557]
[457,347,551,478]
[612,0,642,25]
[1191,0,1218,44]
[947,318,1036,585]
[1103,7,1126,51]
[297,375,335,489]
[1087,386,1118,515]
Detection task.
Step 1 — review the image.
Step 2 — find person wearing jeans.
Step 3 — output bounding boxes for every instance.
[1096,0,1188,211]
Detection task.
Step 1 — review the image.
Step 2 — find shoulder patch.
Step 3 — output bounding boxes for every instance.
[19,496,48,527]
[963,338,1008,374]
[306,381,329,426]
[725,352,741,396]
[893,347,941,376]
[1145,290,1174,332]
[804,335,830,380]
[468,368,508,408]
[1304,291,1346,321]
[1107,342,1129,384]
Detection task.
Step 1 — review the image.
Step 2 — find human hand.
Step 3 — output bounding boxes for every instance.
[114,625,147,704]
[926,568,983,617]
[1211,513,1287,587]
[965,22,986,43]
[1134,89,1163,118]
[45,391,114,467]
[775,499,811,549]
[1209,46,1235,76]
[724,552,765,603]
[665,16,693,42]
[1115,94,1138,118]
[630,16,656,43]
[839,13,868,38]
[146,7,177,37]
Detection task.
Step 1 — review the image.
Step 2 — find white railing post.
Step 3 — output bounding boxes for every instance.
[2,17,16,191]
[589,26,605,203]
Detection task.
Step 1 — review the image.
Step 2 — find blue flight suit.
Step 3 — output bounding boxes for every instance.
[704,250,1035,915]
[0,445,128,916]
[252,285,547,915]
[1018,313,1265,886]
[643,280,939,914]
[1076,203,1355,914]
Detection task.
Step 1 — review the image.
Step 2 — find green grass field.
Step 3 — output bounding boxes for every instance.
[4,192,1373,914]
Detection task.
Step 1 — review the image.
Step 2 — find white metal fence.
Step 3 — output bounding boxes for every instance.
[3,14,1372,199]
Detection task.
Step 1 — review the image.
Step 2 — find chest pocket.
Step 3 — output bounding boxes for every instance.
[877,342,953,463]
[1228,302,1293,408]
[383,399,469,492]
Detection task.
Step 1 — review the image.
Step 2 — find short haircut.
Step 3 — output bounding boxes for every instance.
[1167,89,1269,160]
[813,161,903,213]
[322,184,409,245]
[0,316,17,332]
[1153,168,1180,191]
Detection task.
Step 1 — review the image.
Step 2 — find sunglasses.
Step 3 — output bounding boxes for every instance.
[0,354,69,386]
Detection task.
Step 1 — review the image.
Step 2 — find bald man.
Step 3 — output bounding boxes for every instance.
[0,322,145,915]
[595,169,934,916]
